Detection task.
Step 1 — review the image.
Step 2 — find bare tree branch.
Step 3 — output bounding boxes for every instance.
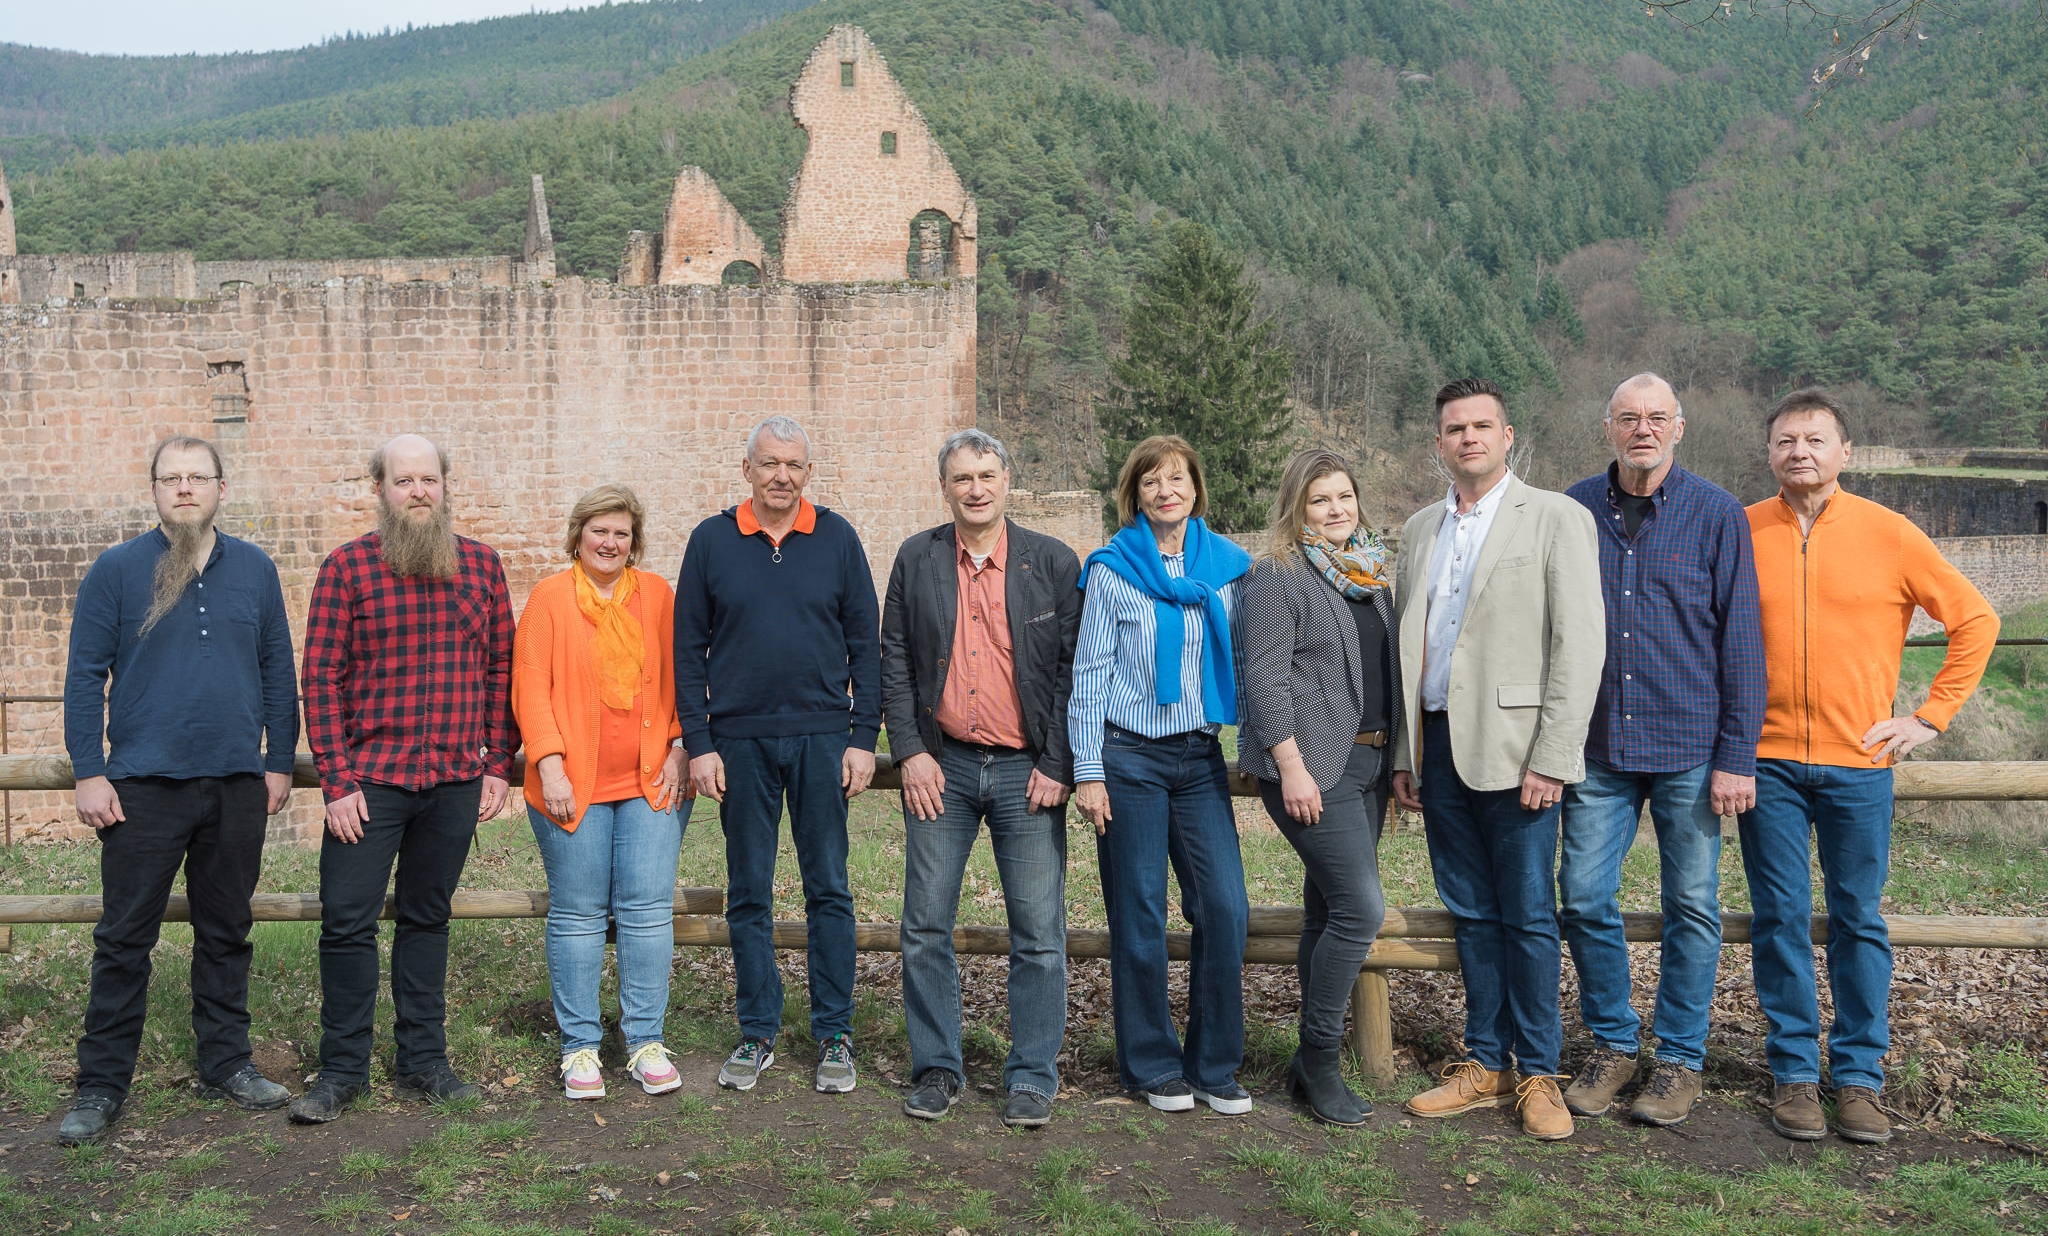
[1635,0,1955,107]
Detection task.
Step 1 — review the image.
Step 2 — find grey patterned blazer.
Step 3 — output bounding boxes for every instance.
[1233,555,1402,790]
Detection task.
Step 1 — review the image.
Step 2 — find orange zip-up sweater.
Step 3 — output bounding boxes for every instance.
[512,567,687,830]
[1746,488,1997,768]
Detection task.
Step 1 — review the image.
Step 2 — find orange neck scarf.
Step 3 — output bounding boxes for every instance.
[572,561,644,710]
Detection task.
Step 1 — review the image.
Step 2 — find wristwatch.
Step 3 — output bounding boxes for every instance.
[1913,715,1939,733]
[671,737,688,749]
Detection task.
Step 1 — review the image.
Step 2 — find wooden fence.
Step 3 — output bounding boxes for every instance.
[3,753,2045,1081]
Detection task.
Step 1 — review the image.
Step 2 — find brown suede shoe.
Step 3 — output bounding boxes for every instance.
[1516,1074,1575,1141]
[1770,1082,1827,1141]
[1832,1086,1892,1144]
[1628,1060,1703,1126]
[1403,1061,1516,1118]
[1562,1047,1639,1117]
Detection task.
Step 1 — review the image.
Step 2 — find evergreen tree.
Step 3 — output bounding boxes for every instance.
[1098,222,1294,534]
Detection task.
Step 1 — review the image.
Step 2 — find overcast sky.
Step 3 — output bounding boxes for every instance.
[0,2,600,57]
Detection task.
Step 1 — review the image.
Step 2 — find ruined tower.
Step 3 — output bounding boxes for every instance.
[778,26,977,283]
[656,167,769,286]
[523,174,556,280]
[0,158,16,257]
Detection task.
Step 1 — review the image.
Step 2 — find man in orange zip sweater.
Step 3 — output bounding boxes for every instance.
[1743,388,1996,1146]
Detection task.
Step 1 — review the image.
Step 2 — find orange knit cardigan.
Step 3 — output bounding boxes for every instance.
[512,567,687,830]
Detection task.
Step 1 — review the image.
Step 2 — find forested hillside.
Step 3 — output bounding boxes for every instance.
[4,0,2041,488]
[0,0,817,165]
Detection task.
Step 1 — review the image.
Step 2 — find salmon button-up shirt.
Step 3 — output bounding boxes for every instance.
[934,525,1028,749]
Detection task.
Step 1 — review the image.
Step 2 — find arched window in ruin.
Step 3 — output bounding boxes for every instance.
[2036,500,2046,535]
[907,210,955,281]
[721,260,761,287]
[219,280,254,295]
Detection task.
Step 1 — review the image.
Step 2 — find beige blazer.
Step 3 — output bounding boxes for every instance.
[1389,473,1604,792]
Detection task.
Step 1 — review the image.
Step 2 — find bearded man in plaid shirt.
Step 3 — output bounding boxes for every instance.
[289,434,518,1125]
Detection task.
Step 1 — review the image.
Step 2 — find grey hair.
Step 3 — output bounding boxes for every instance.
[745,416,811,461]
[1606,372,1683,420]
[936,428,1012,481]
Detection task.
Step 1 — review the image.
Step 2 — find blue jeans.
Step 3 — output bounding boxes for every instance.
[720,733,855,1043]
[529,797,684,1054]
[901,744,1067,1099]
[1097,724,1248,1094]
[1418,712,1563,1076]
[1738,759,1894,1092]
[1558,758,1722,1070]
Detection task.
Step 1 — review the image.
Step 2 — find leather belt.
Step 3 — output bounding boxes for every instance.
[1354,730,1389,748]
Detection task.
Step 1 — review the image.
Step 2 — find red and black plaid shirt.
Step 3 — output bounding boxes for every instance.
[303,531,518,802]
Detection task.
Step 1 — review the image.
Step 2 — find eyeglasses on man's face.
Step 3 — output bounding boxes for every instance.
[1609,415,1676,434]
[153,473,220,489]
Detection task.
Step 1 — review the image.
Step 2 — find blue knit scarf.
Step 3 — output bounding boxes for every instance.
[1082,517,1252,724]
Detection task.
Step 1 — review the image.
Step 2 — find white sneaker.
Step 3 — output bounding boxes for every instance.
[627,1043,682,1095]
[561,1048,605,1101]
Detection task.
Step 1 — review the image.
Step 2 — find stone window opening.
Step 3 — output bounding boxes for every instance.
[880,131,897,156]
[840,61,855,88]
[208,360,250,423]
[2036,500,2046,535]
[907,210,955,281]
[721,260,761,287]
[72,282,86,299]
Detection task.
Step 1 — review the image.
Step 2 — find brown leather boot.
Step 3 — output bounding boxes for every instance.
[1628,1061,1703,1126]
[1516,1074,1575,1141]
[1770,1082,1827,1141]
[1403,1061,1516,1118]
[1832,1086,1892,1144]
[1562,1047,1639,1117]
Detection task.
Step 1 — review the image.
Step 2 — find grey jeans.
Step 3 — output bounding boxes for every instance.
[1258,742,1389,1050]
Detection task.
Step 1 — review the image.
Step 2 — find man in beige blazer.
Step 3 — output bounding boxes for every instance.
[1388,378,1604,1140]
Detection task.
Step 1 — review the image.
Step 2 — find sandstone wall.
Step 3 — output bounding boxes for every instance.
[1851,472,2048,538]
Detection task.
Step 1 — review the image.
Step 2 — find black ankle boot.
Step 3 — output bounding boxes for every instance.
[1294,1043,1370,1126]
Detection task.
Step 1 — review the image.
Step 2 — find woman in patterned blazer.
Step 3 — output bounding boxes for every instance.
[1235,449,1401,1126]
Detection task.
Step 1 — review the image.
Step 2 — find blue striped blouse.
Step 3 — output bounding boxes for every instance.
[1067,556,1239,783]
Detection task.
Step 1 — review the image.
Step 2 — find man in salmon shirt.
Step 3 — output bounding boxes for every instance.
[1743,387,1996,1146]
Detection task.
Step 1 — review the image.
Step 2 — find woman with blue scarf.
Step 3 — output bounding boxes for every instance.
[1069,435,1254,1115]
[1235,450,1400,1126]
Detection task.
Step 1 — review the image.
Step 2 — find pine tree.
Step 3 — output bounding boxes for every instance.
[1097,221,1294,534]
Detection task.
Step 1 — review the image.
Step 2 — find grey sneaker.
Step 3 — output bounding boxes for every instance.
[1562,1047,1639,1117]
[196,1061,290,1111]
[814,1035,856,1094]
[1628,1060,1703,1126]
[717,1037,776,1091]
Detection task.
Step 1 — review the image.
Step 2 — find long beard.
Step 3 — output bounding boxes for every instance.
[139,519,208,639]
[377,497,458,580]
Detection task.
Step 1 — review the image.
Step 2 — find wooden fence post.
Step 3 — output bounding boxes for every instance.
[1350,968,1395,1083]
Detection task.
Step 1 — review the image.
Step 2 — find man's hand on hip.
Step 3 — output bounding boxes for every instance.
[1862,715,1937,765]
[1520,769,1565,813]
[326,791,369,843]
[898,751,945,820]
[1710,769,1757,817]
[842,747,876,799]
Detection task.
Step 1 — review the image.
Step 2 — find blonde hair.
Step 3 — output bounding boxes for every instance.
[1113,434,1208,528]
[563,484,647,565]
[1264,449,1362,564]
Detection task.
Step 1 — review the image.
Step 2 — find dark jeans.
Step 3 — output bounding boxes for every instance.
[720,733,855,1043]
[315,778,479,1084]
[1097,724,1248,1094]
[901,743,1068,1098]
[1417,712,1564,1076]
[1738,759,1895,1091]
[76,775,267,1103]
[1258,743,1388,1051]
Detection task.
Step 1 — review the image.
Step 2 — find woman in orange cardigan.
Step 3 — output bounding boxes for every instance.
[513,485,689,1101]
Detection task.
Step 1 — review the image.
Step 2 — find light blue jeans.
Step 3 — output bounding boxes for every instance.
[1558,758,1723,1070]
[529,797,683,1054]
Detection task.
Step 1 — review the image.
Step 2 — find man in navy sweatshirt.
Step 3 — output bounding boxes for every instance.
[677,416,881,1095]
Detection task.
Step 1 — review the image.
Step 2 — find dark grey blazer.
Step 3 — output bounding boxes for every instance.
[1233,555,1402,790]
[879,518,1083,784]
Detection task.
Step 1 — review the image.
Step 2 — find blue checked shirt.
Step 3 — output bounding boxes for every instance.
[1068,557,1237,783]
[1564,463,1765,776]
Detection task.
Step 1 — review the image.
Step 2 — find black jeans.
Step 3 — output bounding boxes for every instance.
[1258,744,1389,1050]
[315,779,479,1084]
[77,774,267,1103]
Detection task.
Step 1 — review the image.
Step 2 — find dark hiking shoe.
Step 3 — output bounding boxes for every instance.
[287,1078,364,1125]
[717,1038,776,1091]
[1003,1090,1053,1128]
[1833,1086,1892,1144]
[1770,1082,1827,1141]
[1628,1061,1703,1126]
[396,1063,479,1104]
[1133,1079,1195,1112]
[1563,1047,1639,1117]
[57,1094,122,1145]
[902,1069,962,1121]
[196,1062,291,1111]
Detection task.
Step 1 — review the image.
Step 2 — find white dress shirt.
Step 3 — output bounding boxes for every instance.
[1421,471,1513,711]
